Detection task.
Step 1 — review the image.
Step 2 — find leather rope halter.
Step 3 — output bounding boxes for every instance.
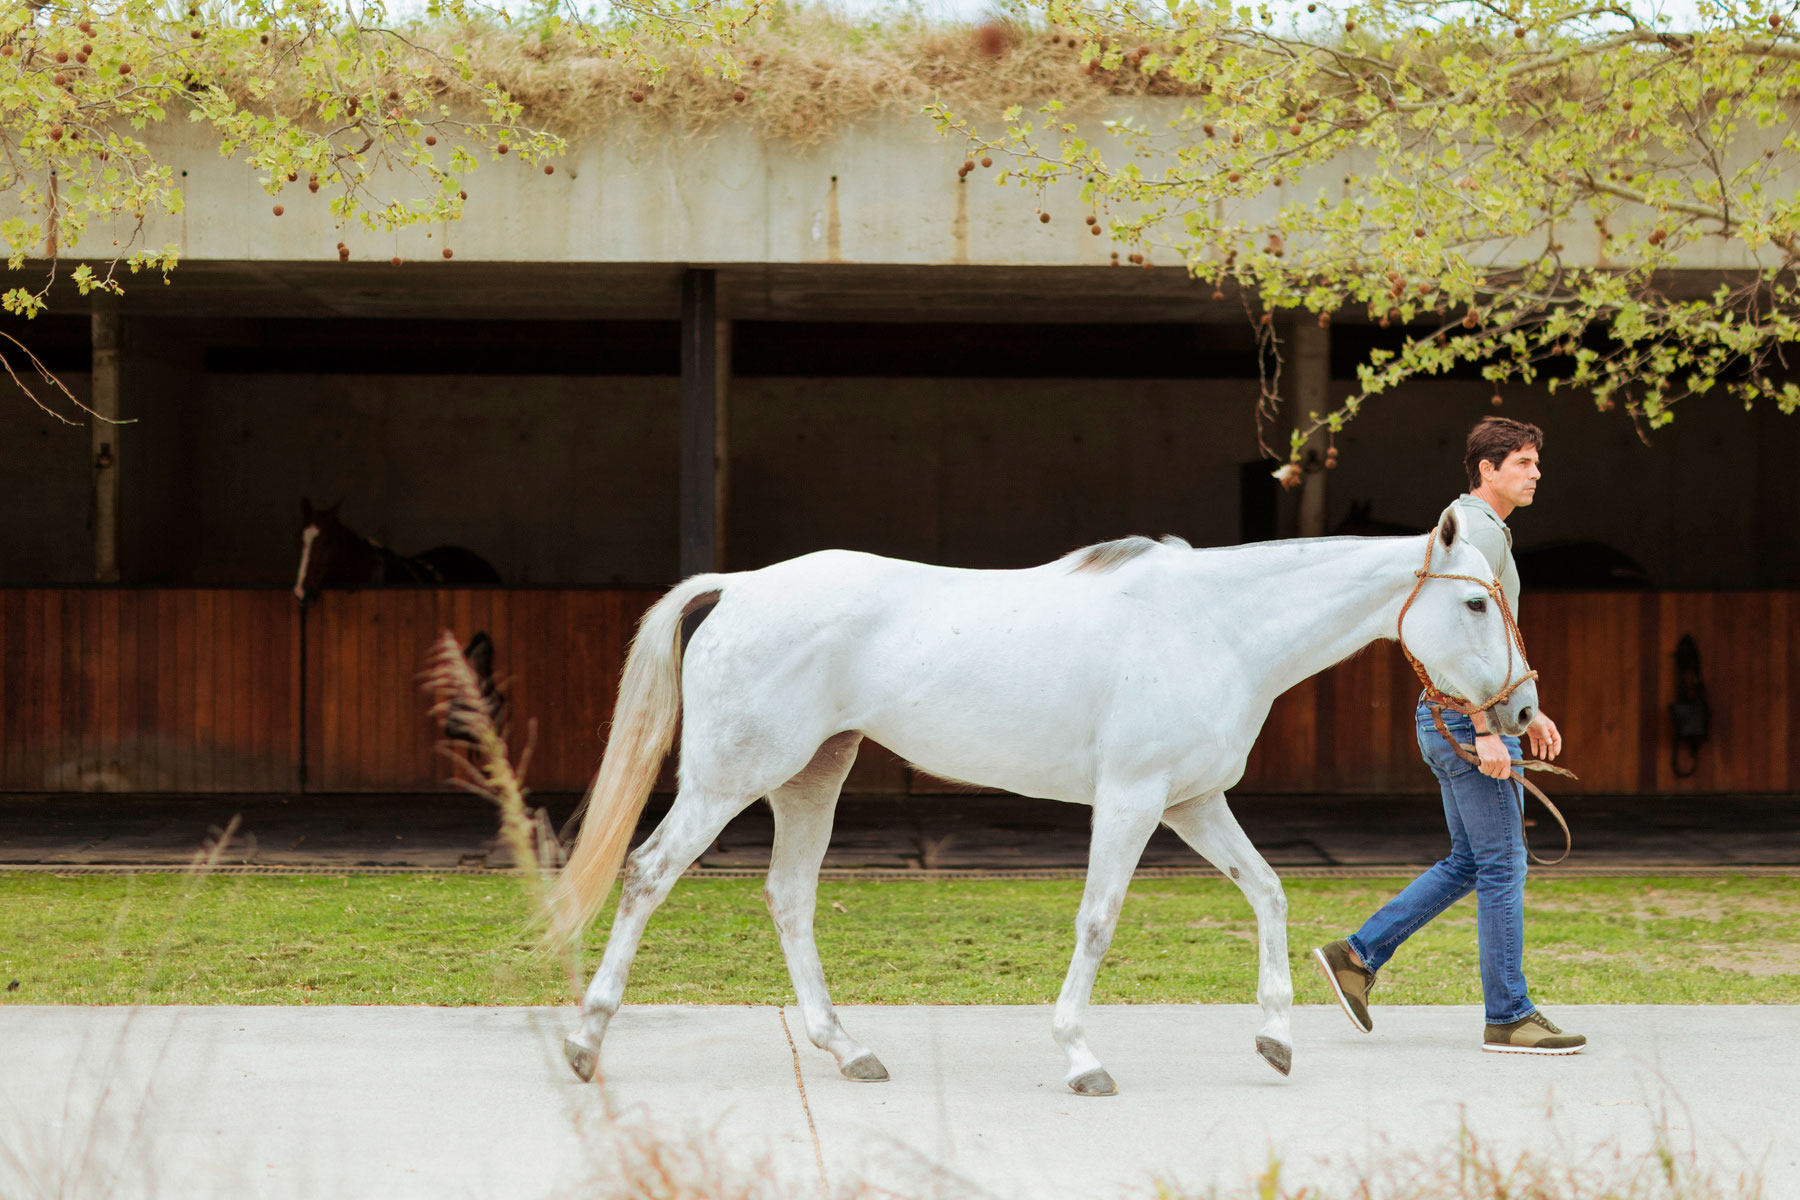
[1395,531,1577,867]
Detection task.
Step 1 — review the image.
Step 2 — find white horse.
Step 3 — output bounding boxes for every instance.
[553,503,1538,1096]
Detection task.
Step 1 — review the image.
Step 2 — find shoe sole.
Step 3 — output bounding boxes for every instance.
[1312,946,1371,1034]
[1481,1042,1586,1055]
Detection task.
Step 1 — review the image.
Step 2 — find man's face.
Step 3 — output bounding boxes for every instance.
[1482,444,1541,507]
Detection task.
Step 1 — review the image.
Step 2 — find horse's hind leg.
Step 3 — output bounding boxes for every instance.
[1054,791,1164,1097]
[1161,792,1294,1076]
[565,785,757,1081]
[765,732,887,1082]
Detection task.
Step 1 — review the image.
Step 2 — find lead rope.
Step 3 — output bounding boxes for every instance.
[1397,533,1577,867]
[1428,702,1576,867]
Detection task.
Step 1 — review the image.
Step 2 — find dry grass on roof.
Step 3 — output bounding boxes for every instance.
[375,9,1210,144]
[219,7,1693,148]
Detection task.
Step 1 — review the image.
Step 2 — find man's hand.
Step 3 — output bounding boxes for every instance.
[1525,711,1563,762]
[1473,733,1513,779]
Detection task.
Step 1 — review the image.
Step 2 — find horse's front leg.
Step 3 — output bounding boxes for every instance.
[1162,792,1294,1076]
[1054,791,1165,1096]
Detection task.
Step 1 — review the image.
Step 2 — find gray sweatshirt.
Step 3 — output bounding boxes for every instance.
[1431,493,1519,703]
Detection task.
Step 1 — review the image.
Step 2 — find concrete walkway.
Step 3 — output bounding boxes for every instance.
[1,1004,1791,1199]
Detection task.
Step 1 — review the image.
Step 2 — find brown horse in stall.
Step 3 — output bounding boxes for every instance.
[293,499,501,605]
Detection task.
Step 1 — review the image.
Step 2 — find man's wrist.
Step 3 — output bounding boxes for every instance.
[1475,731,1502,740]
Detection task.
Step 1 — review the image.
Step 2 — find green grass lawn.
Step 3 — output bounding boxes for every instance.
[1,872,1795,1006]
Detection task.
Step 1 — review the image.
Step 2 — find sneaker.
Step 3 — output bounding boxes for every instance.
[1483,1011,1587,1055]
[1312,939,1376,1033]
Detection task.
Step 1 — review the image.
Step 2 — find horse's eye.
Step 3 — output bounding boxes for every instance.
[1466,598,1487,614]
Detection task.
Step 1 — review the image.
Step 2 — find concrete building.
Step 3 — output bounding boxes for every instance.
[1,109,1795,798]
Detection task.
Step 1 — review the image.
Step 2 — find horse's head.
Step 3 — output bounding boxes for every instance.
[295,498,346,606]
[1397,504,1539,737]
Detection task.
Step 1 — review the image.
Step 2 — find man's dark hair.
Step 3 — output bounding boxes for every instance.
[1464,416,1544,490]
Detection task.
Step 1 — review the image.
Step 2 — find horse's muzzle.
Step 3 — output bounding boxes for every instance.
[1487,681,1539,737]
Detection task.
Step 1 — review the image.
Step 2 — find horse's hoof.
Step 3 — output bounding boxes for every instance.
[563,1035,598,1083]
[1256,1036,1292,1077]
[1067,1068,1118,1097]
[841,1053,889,1082]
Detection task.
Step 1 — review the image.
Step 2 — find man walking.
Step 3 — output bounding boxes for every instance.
[1313,416,1583,1054]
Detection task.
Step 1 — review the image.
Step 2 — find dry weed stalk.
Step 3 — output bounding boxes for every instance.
[143,813,245,984]
[595,1120,797,1200]
[575,1108,991,1200]
[421,630,578,988]
[0,814,243,1198]
[1176,1118,1766,1200]
[423,630,548,879]
[568,1112,1768,1200]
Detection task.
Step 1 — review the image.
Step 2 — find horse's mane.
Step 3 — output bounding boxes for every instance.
[1063,534,1192,574]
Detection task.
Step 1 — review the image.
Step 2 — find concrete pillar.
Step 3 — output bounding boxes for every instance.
[1286,320,1331,538]
[90,302,121,582]
[680,269,729,577]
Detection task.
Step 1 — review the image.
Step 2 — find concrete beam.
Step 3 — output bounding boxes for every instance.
[26,111,1793,274]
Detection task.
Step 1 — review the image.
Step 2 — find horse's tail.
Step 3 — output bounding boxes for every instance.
[550,574,727,938]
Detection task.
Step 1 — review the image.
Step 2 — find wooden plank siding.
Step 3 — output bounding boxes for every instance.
[302,589,659,792]
[0,588,1794,795]
[0,590,300,792]
[1651,592,1793,794]
[1236,592,1795,795]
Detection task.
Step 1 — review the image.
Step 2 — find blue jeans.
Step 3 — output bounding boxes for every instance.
[1345,700,1535,1024]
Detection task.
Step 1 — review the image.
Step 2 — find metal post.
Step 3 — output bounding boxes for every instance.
[680,269,720,578]
[90,302,121,582]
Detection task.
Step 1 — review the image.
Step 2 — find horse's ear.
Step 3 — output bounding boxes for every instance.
[325,500,344,519]
[1437,504,1459,550]
[300,497,313,519]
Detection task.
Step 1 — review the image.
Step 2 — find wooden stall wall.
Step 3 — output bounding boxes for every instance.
[1649,592,1795,794]
[303,589,658,792]
[1,588,1794,795]
[1237,591,1798,795]
[0,589,301,791]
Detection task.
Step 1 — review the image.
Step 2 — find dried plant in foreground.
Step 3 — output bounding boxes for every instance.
[558,1088,1765,1200]
[421,629,577,987]
[1162,1115,1764,1200]
[0,813,243,1198]
[569,1104,998,1200]
[565,1120,1766,1200]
